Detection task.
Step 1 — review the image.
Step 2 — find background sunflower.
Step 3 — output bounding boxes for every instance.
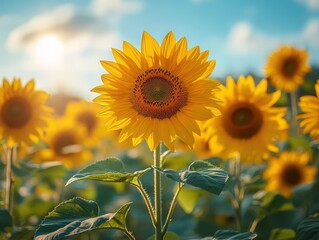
[0,78,52,147]
[34,118,92,169]
[203,75,288,163]
[263,151,317,198]
[264,45,310,92]
[64,100,107,146]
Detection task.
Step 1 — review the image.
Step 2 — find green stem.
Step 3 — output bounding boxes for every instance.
[249,218,259,233]
[226,191,242,231]
[136,183,156,228]
[230,154,243,231]
[162,183,184,236]
[4,145,16,215]
[154,144,162,240]
[123,229,136,240]
[237,157,244,231]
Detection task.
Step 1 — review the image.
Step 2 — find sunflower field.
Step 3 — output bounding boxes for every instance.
[1,29,319,240]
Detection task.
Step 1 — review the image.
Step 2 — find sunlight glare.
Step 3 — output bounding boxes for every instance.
[34,35,63,65]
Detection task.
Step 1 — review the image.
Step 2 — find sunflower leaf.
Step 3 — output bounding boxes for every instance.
[175,185,205,213]
[147,231,180,240]
[195,230,257,240]
[296,214,319,240]
[0,208,13,234]
[253,191,295,219]
[34,197,132,240]
[211,230,257,240]
[154,160,228,195]
[269,228,296,240]
[66,158,151,186]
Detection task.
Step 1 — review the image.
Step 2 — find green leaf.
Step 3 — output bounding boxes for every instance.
[281,136,312,152]
[297,214,319,240]
[34,197,132,240]
[66,158,150,186]
[269,229,296,240]
[176,185,205,213]
[163,152,193,170]
[33,162,67,179]
[10,227,35,240]
[198,230,257,239]
[14,161,67,179]
[0,233,5,240]
[147,231,180,240]
[17,196,55,222]
[154,161,228,195]
[253,191,294,219]
[0,208,12,234]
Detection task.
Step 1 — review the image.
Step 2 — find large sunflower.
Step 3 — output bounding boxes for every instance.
[0,78,52,147]
[264,45,310,92]
[64,100,106,146]
[263,151,317,198]
[204,76,288,163]
[298,80,319,141]
[34,118,92,168]
[92,31,221,151]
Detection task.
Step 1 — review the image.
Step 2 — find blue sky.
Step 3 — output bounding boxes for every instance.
[1,0,319,99]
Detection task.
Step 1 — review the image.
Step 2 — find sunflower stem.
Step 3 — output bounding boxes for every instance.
[4,144,17,216]
[162,182,184,236]
[230,154,244,232]
[290,90,300,136]
[154,144,163,240]
[123,229,136,240]
[249,218,259,233]
[136,183,156,228]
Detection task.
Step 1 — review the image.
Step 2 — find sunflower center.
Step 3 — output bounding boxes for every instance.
[282,57,298,77]
[130,68,188,119]
[76,112,96,134]
[53,131,77,155]
[1,96,32,128]
[223,102,263,139]
[280,164,303,187]
[144,77,173,102]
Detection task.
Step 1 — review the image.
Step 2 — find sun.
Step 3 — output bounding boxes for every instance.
[34,35,63,65]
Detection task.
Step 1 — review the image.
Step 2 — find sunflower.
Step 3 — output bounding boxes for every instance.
[298,80,319,141]
[34,118,92,168]
[0,78,52,147]
[263,151,317,198]
[264,45,310,92]
[203,76,288,163]
[92,31,221,151]
[64,100,106,146]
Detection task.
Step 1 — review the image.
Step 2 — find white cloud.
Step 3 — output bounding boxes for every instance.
[226,21,279,54]
[6,4,115,52]
[302,19,319,47]
[91,0,143,17]
[227,19,319,55]
[296,0,319,10]
[4,0,143,98]
[7,5,74,51]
